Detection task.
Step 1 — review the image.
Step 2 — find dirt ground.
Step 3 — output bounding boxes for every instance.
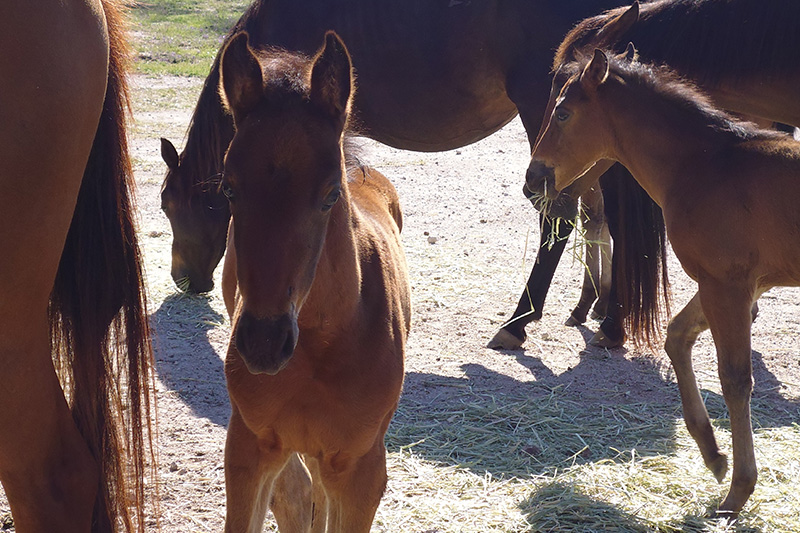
[1,73,798,531]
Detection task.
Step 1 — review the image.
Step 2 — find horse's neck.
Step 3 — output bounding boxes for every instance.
[604,86,725,207]
[299,183,362,332]
[184,63,236,177]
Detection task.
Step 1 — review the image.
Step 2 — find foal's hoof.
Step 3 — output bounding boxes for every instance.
[588,329,624,348]
[707,453,729,483]
[487,329,525,350]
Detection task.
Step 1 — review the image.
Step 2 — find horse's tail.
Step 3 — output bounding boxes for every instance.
[48,1,155,531]
[602,165,671,349]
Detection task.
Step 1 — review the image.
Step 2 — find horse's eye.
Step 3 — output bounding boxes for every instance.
[221,181,235,201]
[322,188,341,211]
[555,108,571,122]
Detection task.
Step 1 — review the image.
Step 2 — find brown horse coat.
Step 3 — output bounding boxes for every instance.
[219,32,410,532]
[529,49,800,517]
[0,1,153,531]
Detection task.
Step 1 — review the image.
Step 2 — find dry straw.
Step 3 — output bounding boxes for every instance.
[375,384,800,532]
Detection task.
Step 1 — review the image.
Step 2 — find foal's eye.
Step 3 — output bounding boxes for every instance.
[555,108,571,122]
[322,188,341,211]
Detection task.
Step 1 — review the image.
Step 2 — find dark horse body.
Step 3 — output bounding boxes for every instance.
[529,46,800,518]
[219,32,409,531]
[0,1,153,531]
[525,0,800,345]
[161,0,644,346]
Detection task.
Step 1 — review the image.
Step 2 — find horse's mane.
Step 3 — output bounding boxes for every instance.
[592,53,788,142]
[558,0,800,86]
[171,2,269,192]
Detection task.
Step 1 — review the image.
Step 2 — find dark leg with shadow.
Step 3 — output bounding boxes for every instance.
[488,212,573,349]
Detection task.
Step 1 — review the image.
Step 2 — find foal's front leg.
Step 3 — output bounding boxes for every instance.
[699,281,757,517]
[320,440,389,533]
[225,407,293,533]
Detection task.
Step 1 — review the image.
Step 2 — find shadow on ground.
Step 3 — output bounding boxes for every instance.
[151,292,230,427]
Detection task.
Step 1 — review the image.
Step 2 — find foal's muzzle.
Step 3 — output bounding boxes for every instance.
[234,311,299,375]
[526,160,557,200]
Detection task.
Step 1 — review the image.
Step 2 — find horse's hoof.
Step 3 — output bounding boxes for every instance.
[588,329,623,348]
[564,314,585,327]
[707,453,729,483]
[487,329,525,350]
[589,310,605,321]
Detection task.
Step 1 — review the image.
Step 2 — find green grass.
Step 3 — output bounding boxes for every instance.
[130,0,250,76]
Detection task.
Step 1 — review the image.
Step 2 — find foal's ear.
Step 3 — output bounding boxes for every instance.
[597,1,639,47]
[310,31,353,126]
[220,32,263,125]
[581,49,610,90]
[622,42,638,62]
[160,137,179,171]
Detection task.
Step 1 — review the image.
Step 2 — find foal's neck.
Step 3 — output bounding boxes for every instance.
[602,80,740,207]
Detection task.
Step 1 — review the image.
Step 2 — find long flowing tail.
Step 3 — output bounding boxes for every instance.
[48,1,155,531]
[602,165,671,349]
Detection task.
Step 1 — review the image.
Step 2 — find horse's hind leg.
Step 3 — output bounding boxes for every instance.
[0,333,99,532]
[698,281,758,517]
[270,453,315,532]
[664,292,728,481]
[566,187,608,326]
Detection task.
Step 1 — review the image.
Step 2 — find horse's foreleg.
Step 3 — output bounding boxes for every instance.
[320,440,388,533]
[224,407,288,533]
[488,213,572,350]
[698,281,757,517]
[566,187,607,326]
[664,292,727,480]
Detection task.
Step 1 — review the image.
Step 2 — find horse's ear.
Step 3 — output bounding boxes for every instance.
[581,49,610,90]
[220,32,263,124]
[597,1,639,46]
[161,137,179,170]
[310,31,353,126]
[622,42,638,62]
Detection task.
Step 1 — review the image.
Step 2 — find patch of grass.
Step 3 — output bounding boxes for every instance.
[130,0,250,76]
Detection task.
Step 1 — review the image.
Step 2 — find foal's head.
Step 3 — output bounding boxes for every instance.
[528,47,634,195]
[220,31,354,375]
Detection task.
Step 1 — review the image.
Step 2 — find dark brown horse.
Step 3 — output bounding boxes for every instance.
[219,31,410,531]
[0,1,153,531]
[160,0,644,348]
[529,47,800,517]
[524,0,800,345]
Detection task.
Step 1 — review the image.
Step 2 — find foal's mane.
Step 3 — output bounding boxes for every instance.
[590,53,788,142]
[558,0,800,87]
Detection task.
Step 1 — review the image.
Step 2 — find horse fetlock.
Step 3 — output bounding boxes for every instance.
[589,328,623,348]
[706,453,729,483]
